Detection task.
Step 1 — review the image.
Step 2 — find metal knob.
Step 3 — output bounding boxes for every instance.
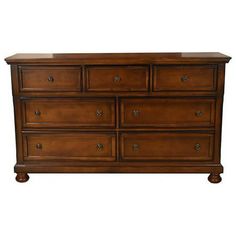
[194,143,201,152]
[132,144,140,151]
[181,75,188,82]
[36,143,42,149]
[97,143,104,150]
[48,76,54,82]
[113,75,121,82]
[195,111,203,117]
[96,109,103,117]
[34,110,41,116]
[132,110,140,117]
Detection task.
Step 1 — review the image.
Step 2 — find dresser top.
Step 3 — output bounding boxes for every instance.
[5,52,231,64]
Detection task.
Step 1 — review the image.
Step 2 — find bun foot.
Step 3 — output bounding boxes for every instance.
[208,173,222,183]
[16,173,29,183]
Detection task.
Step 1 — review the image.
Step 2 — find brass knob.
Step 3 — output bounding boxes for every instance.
[181,75,188,82]
[34,110,41,116]
[113,75,121,82]
[97,143,104,150]
[36,143,42,149]
[132,110,140,117]
[132,144,140,151]
[195,111,203,117]
[48,76,54,82]
[194,143,201,152]
[96,109,103,117]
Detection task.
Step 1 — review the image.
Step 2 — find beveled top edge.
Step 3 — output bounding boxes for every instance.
[5,52,231,64]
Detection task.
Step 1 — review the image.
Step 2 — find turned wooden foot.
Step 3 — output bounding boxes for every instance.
[208,173,222,183]
[16,173,29,183]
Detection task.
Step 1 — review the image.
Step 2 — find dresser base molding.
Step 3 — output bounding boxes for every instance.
[14,163,223,183]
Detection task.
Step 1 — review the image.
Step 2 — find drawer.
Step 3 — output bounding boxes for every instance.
[23,133,116,161]
[22,98,115,128]
[85,66,149,92]
[120,98,215,127]
[19,66,81,91]
[120,133,214,161]
[153,65,216,91]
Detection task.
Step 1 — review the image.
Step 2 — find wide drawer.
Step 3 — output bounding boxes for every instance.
[22,98,115,128]
[120,133,214,161]
[120,98,215,127]
[23,133,116,161]
[85,66,149,92]
[19,66,81,91]
[153,65,216,91]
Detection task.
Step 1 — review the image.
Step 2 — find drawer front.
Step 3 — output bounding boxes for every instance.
[22,98,115,128]
[19,66,81,91]
[85,66,149,92]
[120,98,215,127]
[153,65,216,91]
[23,133,116,161]
[121,133,214,161]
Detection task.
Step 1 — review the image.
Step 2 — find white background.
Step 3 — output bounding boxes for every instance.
[0,0,235,235]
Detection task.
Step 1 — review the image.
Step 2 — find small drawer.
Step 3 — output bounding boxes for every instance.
[153,65,216,91]
[85,66,149,92]
[120,98,215,127]
[19,66,81,91]
[23,133,116,161]
[120,133,214,161]
[22,98,115,128]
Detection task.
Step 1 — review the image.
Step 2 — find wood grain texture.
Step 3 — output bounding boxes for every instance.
[85,66,149,92]
[153,65,216,91]
[5,53,231,64]
[19,66,81,92]
[5,52,231,183]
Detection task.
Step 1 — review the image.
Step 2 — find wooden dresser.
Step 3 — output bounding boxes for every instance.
[5,53,231,183]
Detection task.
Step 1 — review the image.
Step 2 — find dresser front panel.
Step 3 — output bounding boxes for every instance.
[85,66,149,92]
[153,65,216,91]
[23,133,116,161]
[19,66,82,91]
[120,132,214,161]
[6,52,230,181]
[22,98,115,128]
[120,98,215,128]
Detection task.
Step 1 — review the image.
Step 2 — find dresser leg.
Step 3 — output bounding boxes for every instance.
[208,173,222,183]
[16,173,29,183]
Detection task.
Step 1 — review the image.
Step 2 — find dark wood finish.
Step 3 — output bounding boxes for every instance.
[16,173,29,183]
[85,66,149,92]
[208,173,222,183]
[23,133,116,161]
[120,132,213,161]
[120,98,215,127]
[19,66,81,91]
[5,53,231,65]
[5,53,231,183]
[22,98,115,128]
[153,65,216,91]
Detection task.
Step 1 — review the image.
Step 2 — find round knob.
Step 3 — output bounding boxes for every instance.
[96,143,104,150]
[48,76,54,82]
[194,143,201,152]
[36,143,42,149]
[132,144,140,151]
[96,109,103,117]
[132,110,140,117]
[195,111,203,117]
[34,110,41,116]
[113,75,121,82]
[180,75,188,82]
